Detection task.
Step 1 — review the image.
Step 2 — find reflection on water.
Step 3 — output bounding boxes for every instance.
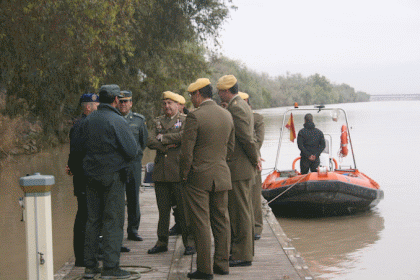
[0,145,156,280]
[277,210,384,279]
[259,101,420,280]
[0,145,75,280]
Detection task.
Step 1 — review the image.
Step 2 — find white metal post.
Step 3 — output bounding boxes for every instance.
[20,173,55,280]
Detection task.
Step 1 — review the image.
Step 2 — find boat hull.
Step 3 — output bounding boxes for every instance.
[262,178,384,216]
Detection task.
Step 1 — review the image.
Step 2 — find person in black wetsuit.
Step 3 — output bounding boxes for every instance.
[297,113,326,174]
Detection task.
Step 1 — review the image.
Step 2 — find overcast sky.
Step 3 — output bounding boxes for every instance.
[218,0,420,95]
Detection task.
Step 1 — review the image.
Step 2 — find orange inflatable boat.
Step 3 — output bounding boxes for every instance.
[262,105,384,215]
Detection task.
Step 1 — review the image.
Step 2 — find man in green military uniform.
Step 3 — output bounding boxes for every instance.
[238,92,265,241]
[118,90,148,241]
[180,78,235,279]
[217,75,261,268]
[147,91,194,255]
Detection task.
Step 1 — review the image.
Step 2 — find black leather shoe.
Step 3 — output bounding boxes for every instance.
[254,234,261,240]
[127,233,143,241]
[184,246,196,255]
[147,245,168,254]
[213,265,229,275]
[169,224,181,236]
[120,246,130,252]
[229,259,252,267]
[187,270,213,279]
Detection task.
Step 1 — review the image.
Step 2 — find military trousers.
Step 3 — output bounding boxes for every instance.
[125,168,141,235]
[228,179,254,262]
[84,171,125,269]
[154,182,193,248]
[252,170,263,235]
[184,183,230,274]
[73,191,87,267]
[72,175,88,267]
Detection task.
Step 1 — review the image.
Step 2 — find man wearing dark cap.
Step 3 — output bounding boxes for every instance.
[77,84,138,279]
[67,93,99,267]
[146,91,194,256]
[217,75,260,268]
[180,78,235,279]
[117,90,148,242]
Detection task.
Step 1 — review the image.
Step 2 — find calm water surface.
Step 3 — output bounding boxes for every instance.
[1,101,419,279]
[0,146,155,280]
[258,101,420,280]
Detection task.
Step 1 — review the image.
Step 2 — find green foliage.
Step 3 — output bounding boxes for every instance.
[208,56,370,109]
[0,0,233,142]
[208,56,272,108]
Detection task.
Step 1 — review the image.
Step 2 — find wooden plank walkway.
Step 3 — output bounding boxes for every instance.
[54,187,313,280]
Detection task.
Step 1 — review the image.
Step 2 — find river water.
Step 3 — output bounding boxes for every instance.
[1,101,419,279]
[0,146,155,280]
[259,101,420,280]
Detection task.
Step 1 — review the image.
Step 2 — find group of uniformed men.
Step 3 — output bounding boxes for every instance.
[67,74,265,280]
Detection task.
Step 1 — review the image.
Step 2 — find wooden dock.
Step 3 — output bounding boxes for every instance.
[54,187,313,280]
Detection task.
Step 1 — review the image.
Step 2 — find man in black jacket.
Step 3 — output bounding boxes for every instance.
[67,93,99,267]
[297,113,326,174]
[77,84,138,279]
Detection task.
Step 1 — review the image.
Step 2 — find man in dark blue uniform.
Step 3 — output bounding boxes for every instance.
[67,93,99,267]
[297,113,326,174]
[77,84,138,279]
[118,90,148,241]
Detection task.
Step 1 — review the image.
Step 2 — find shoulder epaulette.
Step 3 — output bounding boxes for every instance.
[133,112,145,120]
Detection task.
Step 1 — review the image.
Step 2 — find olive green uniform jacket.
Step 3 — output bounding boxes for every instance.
[252,112,265,235]
[180,100,235,190]
[226,94,259,262]
[227,95,259,181]
[147,112,186,182]
[179,99,235,274]
[147,112,190,247]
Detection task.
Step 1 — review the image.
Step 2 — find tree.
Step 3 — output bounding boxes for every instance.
[0,0,234,144]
